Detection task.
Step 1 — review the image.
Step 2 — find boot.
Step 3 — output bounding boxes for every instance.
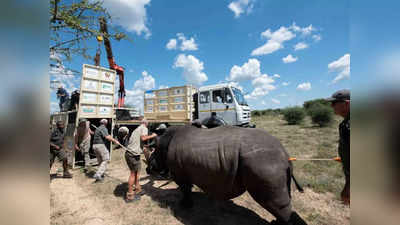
[63,170,73,178]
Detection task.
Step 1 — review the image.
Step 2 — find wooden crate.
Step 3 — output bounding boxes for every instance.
[78,64,116,119]
[144,85,196,121]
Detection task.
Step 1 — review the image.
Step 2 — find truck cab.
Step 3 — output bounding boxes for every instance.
[196,84,251,126]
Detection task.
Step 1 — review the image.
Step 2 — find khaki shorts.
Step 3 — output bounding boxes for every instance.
[125,152,141,172]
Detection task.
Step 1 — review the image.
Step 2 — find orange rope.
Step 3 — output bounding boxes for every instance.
[289,157,341,162]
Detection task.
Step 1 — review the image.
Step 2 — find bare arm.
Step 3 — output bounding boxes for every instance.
[140,133,157,142]
[50,143,60,150]
[105,135,120,146]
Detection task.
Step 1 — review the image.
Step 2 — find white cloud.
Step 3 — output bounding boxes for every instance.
[312,34,322,42]
[297,82,311,91]
[228,0,255,18]
[328,54,350,83]
[252,74,275,87]
[227,58,276,99]
[49,62,79,94]
[247,74,276,98]
[167,33,198,51]
[261,26,296,42]
[251,22,321,56]
[273,74,280,78]
[98,0,151,38]
[251,26,296,56]
[282,82,290,86]
[166,39,177,50]
[290,22,314,36]
[282,54,298,63]
[278,93,287,97]
[251,40,283,56]
[271,98,280,104]
[173,54,208,85]
[227,58,262,81]
[124,70,156,112]
[294,42,308,51]
[180,38,198,51]
[261,100,266,105]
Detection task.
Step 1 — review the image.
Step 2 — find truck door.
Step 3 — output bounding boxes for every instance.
[198,91,211,121]
[211,88,236,125]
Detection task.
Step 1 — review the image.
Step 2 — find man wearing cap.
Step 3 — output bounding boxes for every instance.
[50,121,73,178]
[327,89,350,205]
[56,85,69,112]
[74,118,94,172]
[118,119,157,202]
[92,119,120,182]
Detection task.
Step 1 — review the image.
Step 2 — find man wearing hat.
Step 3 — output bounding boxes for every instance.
[50,121,73,178]
[56,85,69,112]
[326,89,350,205]
[74,118,94,172]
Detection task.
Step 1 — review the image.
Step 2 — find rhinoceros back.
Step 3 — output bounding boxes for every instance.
[167,125,246,200]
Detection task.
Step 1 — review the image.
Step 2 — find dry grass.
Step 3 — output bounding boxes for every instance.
[50,114,350,225]
[253,114,344,195]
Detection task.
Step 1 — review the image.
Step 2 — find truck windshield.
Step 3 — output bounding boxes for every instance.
[232,87,248,106]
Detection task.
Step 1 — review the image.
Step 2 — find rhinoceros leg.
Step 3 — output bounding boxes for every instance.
[241,159,307,225]
[178,183,194,208]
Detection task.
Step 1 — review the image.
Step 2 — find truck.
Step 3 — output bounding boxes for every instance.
[50,65,254,168]
[142,83,252,127]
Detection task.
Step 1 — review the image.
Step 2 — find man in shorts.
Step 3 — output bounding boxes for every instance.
[118,119,157,202]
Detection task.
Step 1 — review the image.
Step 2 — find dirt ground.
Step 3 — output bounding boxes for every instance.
[50,144,350,225]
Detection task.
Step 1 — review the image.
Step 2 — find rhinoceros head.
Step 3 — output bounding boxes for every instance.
[147,126,178,175]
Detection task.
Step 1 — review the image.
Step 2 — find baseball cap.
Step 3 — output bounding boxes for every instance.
[326,89,350,102]
[79,118,87,123]
[156,124,167,130]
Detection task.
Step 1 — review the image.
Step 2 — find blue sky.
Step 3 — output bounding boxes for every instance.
[50,0,350,113]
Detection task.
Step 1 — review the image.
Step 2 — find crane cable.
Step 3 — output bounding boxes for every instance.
[94,35,103,66]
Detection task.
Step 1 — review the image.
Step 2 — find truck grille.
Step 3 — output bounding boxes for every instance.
[242,110,250,120]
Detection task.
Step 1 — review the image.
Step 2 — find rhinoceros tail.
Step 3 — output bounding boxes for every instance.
[290,164,304,193]
[286,167,292,198]
[291,174,304,193]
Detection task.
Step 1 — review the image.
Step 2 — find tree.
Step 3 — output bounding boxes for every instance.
[49,0,128,73]
[282,107,306,125]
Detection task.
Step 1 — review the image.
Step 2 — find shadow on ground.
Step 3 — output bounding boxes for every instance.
[113,175,271,225]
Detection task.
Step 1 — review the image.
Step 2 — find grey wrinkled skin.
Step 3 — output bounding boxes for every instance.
[154,125,306,224]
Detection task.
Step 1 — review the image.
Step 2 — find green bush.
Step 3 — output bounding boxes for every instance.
[251,110,261,117]
[303,98,330,111]
[308,104,334,127]
[282,107,306,125]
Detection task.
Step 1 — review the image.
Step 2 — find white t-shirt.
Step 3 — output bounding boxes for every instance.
[126,124,148,155]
